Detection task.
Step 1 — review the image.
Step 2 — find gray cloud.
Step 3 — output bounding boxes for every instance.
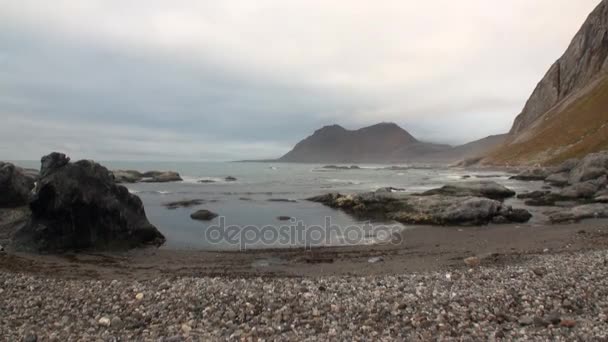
[0,0,601,160]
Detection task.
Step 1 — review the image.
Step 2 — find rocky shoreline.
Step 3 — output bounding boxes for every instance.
[2,152,608,340]
[2,247,608,341]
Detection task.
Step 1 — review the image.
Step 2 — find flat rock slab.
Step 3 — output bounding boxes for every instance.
[420,181,516,200]
[308,190,531,226]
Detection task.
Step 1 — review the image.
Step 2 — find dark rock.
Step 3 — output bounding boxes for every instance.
[111,170,143,183]
[23,334,37,342]
[0,162,36,207]
[141,171,182,183]
[198,179,216,183]
[510,168,551,181]
[505,208,533,223]
[532,267,546,276]
[322,165,360,170]
[267,198,298,203]
[518,315,534,326]
[547,203,608,223]
[40,152,70,178]
[517,191,550,199]
[524,197,558,206]
[533,316,550,327]
[163,199,205,209]
[420,181,516,200]
[545,172,569,186]
[308,191,531,226]
[225,176,237,182]
[375,187,406,193]
[555,158,580,173]
[569,151,608,184]
[13,153,165,252]
[559,181,601,199]
[545,312,561,325]
[190,210,218,221]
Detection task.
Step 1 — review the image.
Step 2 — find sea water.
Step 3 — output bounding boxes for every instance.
[12,161,542,250]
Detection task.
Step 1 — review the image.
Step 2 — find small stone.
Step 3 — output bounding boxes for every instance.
[181,323,192,334]
[23,334,37,342]
[98,317,111,327]
[135,293,144,300]
[368,256,384,263]
[464,256,481,267]
[533,316,549,327]
[519,315,534,326]
[532,267,546,276]
[110,316,122,328]
[560,319,576,328]
[545,312,561,325]
[165,336,184,342]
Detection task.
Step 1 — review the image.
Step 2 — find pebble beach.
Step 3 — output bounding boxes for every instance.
[3,249,608,341]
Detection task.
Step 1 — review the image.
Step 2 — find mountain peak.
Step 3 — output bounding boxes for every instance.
[277,122,446,163]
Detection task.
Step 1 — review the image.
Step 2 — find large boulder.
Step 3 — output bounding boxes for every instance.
[558,180,602,199]
[308,191,531,226]
[420,181,516,200]
[111,170,182,183]
[545,172,569,187]
[13,153,165,252]
[547,203,608,223]
[555,158,580,173]
[141,171,182,183]
[510,168,552,181]
[112,170,143,183]
[0,162,37,207]
[568,151,608,184]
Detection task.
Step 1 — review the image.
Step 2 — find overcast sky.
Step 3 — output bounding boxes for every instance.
[0,0,601,161]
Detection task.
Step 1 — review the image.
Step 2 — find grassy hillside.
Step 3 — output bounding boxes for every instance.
[486,74,608,165]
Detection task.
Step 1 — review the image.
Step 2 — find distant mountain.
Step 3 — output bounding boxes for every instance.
[485,0,608,165]
[424,134,508,163]
[276,123,505,164]
[277,123,450,163]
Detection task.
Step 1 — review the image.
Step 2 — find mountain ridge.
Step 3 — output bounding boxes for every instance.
[276,123,504,164]
[485,0,608,165]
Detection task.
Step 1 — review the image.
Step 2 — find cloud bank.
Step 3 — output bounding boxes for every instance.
[0,0,601,160]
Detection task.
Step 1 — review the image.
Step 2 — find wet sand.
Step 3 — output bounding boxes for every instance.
[2,219,608,280]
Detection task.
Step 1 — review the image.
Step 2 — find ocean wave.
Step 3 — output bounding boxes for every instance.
[327,178,362,185]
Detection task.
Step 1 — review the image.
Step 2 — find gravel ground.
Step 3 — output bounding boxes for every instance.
[2,250,608,341]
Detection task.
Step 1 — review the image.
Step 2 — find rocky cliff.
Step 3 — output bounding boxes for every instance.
[487,0,608,165]
[511,0,608,135]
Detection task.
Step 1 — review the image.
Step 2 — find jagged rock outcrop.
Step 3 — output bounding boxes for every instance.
[13,153,165,252]
[111,170,182,183]
[547,203,608,223]
[112,170,143,183]
[510,1,608,136]
[308,190,531,226]
[0,162,37,207]
[486,1,608,165]
[419,181,516,200]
